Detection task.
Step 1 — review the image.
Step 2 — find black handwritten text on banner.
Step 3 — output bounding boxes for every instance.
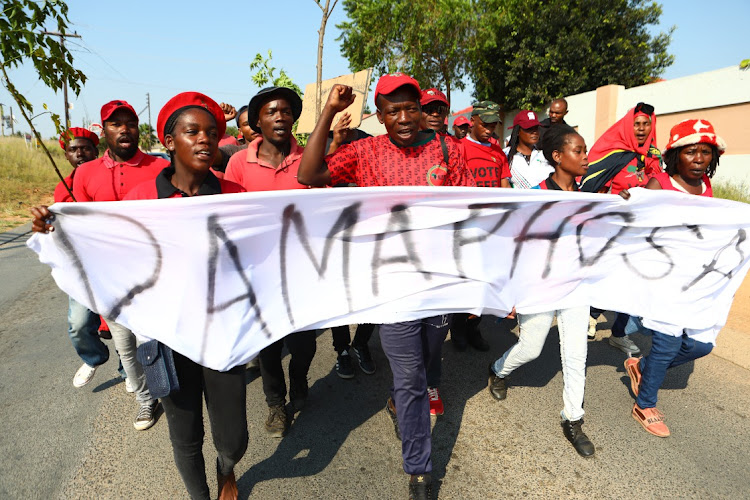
[28,187,750,371]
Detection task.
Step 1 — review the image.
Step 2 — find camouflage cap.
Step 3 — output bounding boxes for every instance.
[471,100,501,123]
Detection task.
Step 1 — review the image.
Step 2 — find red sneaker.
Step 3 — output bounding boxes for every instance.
[428,387,444,415]
[632,404,670,437]
[624,357,642,397]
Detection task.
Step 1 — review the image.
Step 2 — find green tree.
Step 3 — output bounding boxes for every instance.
[249,50,303,95]
[1,0,86,198]
[337,0,474,104]
[471,0,674,110]
[139,123,156,151]
[225,125,239,138]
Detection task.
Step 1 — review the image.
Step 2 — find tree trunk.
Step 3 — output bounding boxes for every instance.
[315,0,332,120]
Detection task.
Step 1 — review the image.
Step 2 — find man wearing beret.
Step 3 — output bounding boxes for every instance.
[225,87,318,439]
[49,127,115,391]
[32,101,168,431]
[298,73,474,500]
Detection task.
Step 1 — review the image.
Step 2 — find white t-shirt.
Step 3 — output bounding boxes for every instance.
[503,146,554,189]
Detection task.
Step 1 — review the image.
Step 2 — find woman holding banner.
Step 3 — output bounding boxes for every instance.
[623,119,726,438]
[125,92,247,500]
[488,124,596,458]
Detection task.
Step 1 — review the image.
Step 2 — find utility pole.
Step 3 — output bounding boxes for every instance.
[146,93,152,151]
[42,31,82,128]
[0,104,4,136]
[9,106,14,135]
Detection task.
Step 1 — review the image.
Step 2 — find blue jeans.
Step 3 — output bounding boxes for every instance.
[626,317,713,408]
[68,296,109,367]
[379,314,451,475]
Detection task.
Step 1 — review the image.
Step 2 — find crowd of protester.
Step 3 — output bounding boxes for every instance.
[30,71,728,499]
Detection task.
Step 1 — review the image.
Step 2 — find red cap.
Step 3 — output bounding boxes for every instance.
[509,110,540,129]
[374,73,421,107]
[420,88,449,106]
[100,100,138,123]
[59,127,99,150]
[156,92,226,146]
[664,119,726,155]
[453,116,470,127]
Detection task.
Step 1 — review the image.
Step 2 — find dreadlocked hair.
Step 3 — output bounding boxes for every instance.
[506,125,521,168]
[663,144,720,179]
[542,125,580,165]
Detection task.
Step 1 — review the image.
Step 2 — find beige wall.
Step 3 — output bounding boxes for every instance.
[656,103,750,155]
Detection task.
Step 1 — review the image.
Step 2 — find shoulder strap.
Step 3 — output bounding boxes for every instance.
[439,134,449,165]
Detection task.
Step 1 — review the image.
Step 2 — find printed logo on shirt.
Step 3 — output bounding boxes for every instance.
[427,164,448,186]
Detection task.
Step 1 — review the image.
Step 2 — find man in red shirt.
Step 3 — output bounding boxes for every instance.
[225,87,317,440]
[33,100,168,431]
[451,101,512,353]
[452,115,470,139]
[298,74,474,499]
[46,127,116,391]
[420,88,450,134]
[462,101,510,188]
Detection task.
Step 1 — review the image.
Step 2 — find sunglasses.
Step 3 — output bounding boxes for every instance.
[634,102,654,116]
[423,104,448,115]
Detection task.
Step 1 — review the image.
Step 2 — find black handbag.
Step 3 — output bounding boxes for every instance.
[136,340,180,398]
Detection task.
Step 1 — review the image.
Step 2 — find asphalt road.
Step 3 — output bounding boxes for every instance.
[1,224,749,499]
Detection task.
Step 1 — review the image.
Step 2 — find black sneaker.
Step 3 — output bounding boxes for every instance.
[408,473,433,500]
[335,349,355,379]
[488,364,508,401]
[265,405,289,438]
[352,345,376,374]
[561,417,595,457]
[385,397,401,441]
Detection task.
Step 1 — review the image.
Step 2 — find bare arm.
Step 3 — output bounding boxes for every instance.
[298,85,355,187]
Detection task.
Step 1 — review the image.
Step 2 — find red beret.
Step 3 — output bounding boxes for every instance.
[100,100,137,123]
[59,127,100,150]
[420,88,449,107]
[156,92,226,146]
[374,73,421,107]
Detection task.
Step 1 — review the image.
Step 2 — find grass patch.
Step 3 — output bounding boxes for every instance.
[0,137,71,232]
[713,181,750,204]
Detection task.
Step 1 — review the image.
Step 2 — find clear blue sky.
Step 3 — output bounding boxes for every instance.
[1,0,748,139]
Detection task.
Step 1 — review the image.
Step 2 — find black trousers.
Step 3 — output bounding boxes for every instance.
[331,323,375,353]
[161,352,248,500]
[259,330,317,407]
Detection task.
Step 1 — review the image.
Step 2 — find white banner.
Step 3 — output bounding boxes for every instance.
[28,187,750,371]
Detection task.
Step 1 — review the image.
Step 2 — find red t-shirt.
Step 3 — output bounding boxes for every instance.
[218,134,240,147]
[54,172,76,203]
[225,137,308,192]
[72,149,169,201]
[461,137,510,187]
[652,171,713,197]
[125,166,246,200]
[325,131,475,187]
